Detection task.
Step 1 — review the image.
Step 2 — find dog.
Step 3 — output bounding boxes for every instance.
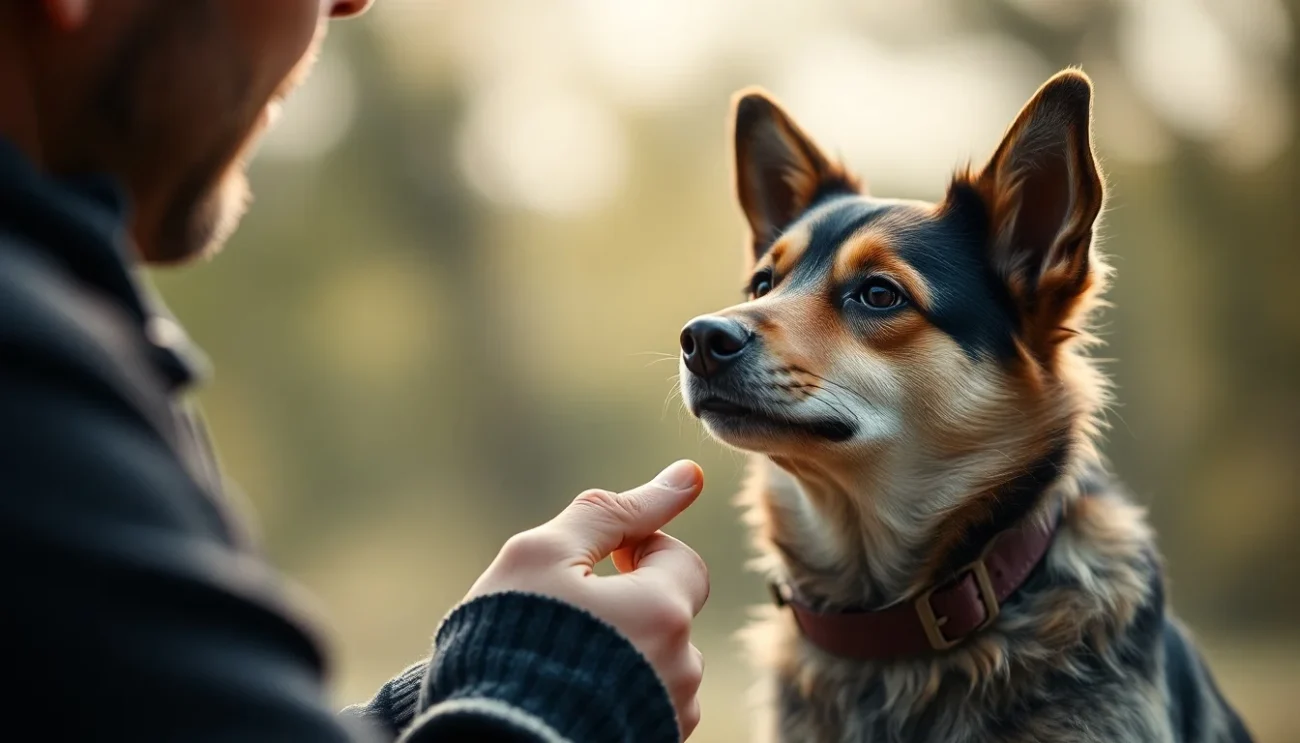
[678,69,1254,742]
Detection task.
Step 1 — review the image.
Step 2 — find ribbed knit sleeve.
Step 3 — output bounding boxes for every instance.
[399,592,679,743]
[339,660,426,738]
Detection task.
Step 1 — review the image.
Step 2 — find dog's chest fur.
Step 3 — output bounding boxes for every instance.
[739,472,1251,743]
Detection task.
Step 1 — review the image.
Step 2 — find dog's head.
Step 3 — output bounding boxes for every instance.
[682,71,1108,537]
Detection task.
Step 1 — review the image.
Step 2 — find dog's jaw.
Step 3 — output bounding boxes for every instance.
[679,362,883,456]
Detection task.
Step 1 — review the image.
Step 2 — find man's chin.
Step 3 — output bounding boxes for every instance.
[145,168,251,266]
[199,170,253,259]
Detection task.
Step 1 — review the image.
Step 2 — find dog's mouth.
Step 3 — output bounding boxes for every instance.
[694,396,856,443]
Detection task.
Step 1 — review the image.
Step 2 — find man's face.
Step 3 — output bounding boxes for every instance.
[38,0,371,263]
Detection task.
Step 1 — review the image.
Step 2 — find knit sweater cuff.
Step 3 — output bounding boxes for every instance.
[339,659,426,738]
[416,591,679,743]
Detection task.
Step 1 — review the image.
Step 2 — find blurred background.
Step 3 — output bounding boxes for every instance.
[151,0,1299,739]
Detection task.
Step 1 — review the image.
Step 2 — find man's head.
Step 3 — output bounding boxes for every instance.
[0,0,372,264]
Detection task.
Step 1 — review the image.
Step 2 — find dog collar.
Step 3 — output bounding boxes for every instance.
[768,501,1063,660]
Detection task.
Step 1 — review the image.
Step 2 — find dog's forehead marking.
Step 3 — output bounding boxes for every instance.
[831,205,932,276]
[783,196,885,289]
[776,194,1020,360]
[783,197,932,289]
[767,223,813,276]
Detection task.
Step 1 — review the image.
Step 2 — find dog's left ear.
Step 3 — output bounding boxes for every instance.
[731,88,859,261]
[962,70,1106,356]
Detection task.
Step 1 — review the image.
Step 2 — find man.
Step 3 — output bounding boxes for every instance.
[0,1,710,741]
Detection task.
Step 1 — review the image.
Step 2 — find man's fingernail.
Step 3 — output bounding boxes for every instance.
[657,460,699,490]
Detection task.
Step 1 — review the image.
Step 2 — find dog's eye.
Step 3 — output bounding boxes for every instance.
[854,278,905,310]
[749,270,774,299]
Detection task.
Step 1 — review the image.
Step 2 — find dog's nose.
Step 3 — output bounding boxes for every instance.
[680,316,751,378]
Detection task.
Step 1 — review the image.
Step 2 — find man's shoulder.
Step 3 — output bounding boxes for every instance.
[0,231,169,408]
[2,229,118,334]
[0,229,240,540]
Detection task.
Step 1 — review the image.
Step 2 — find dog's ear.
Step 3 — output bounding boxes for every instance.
[958,70,1106,357]
[731,88,858,260]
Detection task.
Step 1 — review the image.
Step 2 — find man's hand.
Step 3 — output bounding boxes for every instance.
[464,460,710,738]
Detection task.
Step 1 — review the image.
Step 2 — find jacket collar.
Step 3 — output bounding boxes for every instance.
[0,138,208,391]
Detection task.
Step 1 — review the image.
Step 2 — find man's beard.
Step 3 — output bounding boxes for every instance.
[84,5,324,265]
[151,126,256,265]
[151,47,320,266]
[169,167,250,264]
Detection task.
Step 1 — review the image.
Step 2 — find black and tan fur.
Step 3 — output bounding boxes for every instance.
[678,70,1254,742]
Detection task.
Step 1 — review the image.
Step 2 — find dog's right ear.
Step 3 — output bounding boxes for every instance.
[956,70,1106,360]
[731,88,858,260]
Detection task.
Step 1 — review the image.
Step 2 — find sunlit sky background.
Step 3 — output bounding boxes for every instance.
[266,0,1292,201]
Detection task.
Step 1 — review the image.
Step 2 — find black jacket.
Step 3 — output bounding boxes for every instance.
[0,139,678,743]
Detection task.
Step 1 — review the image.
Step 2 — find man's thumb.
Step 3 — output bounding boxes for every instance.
[547,460,703,564]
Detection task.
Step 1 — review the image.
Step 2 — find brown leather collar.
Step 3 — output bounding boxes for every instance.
[768,502,1063,661]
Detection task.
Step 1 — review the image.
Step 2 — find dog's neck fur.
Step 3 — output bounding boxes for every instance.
[746,436,1097,614]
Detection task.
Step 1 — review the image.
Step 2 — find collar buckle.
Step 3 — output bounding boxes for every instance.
[914,556,1000,651]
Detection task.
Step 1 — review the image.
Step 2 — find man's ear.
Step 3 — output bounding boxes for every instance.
[42,0,91,31]
[960,69,1106,356]
[730,88,858,261]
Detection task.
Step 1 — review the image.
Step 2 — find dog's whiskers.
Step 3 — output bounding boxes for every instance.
[799,369,878,412]
[644,356,680,368]
[662,374,683,422]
